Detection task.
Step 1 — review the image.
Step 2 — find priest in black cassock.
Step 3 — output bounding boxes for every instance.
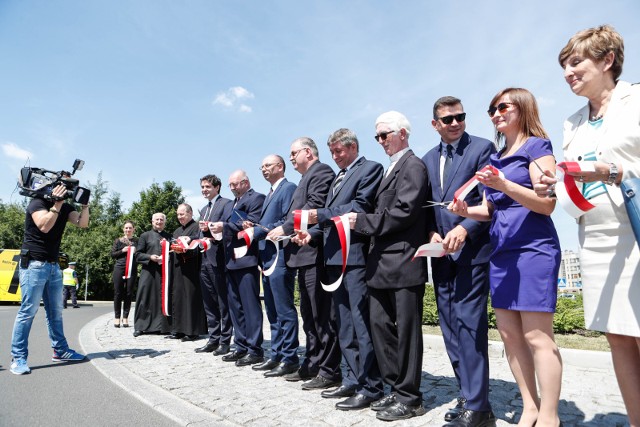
[133,212,172,337]
[166,203,208,341]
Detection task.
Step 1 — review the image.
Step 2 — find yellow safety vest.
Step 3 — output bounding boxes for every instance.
[62,268,76,286]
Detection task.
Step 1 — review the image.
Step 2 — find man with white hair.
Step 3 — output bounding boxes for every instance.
[348,111,429,421]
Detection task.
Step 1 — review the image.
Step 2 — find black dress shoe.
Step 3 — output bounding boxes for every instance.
[194,342,218,353]
[221,351,246,362]
[336,393,378,411]
[443,409,496,427]
[235,354,264,367]
[264,362,299,377]
[284,369,316,382]
[181,335,199,342]
[376,401,426,421]
[213,344,231,356]
[321,385,356,399]
[165,333,185,339]
[301,375,341,390]
[370,393,396,411]
[252,359,279,371]
[445,397,467,422]
[132,330,142,338]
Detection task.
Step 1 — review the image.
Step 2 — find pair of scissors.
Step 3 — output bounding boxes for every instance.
[423,200,453,208]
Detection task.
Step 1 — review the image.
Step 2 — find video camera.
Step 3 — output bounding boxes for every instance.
[18,159,91,205]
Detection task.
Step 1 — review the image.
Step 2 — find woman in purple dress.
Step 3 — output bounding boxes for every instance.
[451,88,562,427]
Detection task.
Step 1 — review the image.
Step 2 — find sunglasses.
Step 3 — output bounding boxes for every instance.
[374,130,397,142]
[438,113,466,125]
[487,102,514,118]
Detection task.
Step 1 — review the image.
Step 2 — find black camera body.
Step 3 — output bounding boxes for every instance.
[18,159,91,205]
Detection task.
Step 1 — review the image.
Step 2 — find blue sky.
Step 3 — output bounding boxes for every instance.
[1,0,639,252]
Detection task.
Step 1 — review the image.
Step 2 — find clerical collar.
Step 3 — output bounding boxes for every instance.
[389,147,410,163]
[271,177,285,192]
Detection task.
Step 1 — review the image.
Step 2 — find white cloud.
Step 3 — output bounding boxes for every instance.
[2,142,32,161]
[213,86,255,113]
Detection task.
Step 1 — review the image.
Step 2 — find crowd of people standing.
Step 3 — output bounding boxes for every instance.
[102,25,638,427]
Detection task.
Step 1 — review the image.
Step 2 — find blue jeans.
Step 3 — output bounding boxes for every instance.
[11,260,69,361]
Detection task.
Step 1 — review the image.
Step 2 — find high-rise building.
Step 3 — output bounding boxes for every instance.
[558,249,582,292]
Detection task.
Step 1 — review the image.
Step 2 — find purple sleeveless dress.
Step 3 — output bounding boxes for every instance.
[485,137,561,312]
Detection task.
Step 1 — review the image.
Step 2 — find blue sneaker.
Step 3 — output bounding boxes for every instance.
[52,348,86,362]
[10,359,31,375]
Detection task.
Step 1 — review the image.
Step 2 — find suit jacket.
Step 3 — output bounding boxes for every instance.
[221,188,266,270]
[254,179,297,268]
[563,81,640,207]
[422,132,495,265]
[200,196,232,268]
[309,157,383,267]
[354,150,429,289]
[282,161,336,268]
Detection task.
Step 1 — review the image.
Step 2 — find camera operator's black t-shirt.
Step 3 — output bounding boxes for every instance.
[22,198,74,262]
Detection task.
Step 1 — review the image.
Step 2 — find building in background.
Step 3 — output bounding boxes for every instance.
[558,249,582,295]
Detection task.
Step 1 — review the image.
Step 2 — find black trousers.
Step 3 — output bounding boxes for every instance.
[62,285,78,308]
[113,266,136,318]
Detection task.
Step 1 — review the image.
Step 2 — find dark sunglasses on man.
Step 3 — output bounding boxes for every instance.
[374,129,397,142]
[438,113,466,125]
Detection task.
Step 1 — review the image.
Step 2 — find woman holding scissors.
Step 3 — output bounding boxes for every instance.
[535,25,640,426]
[451,87,562,427]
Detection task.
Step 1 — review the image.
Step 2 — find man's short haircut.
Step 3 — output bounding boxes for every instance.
[433,96,463,120]
[375,111,411,135]
[327,128,359,153]
[293,137,319,157]
[152,212,166,221]
[179,203,193,214]
[273,154,286,173]
[200,174,222,189]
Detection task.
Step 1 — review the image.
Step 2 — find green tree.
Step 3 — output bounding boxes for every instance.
[128,181,185,234]
[0,199,26,249]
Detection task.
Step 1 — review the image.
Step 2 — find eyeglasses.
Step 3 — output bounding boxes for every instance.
[487,102,514,118]
[290,147,308,158]
[259,163,280,171]
[228,179,247,189]
[438,113,466,125]
[374,130,397,142]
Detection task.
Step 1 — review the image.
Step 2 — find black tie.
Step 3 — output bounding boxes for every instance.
[333,169,347,194]
[205,201,212,221]
[443,144,454,185]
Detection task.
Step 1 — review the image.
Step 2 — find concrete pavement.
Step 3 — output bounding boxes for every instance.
[79,310,629,426]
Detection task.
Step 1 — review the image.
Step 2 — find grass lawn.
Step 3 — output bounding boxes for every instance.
[421,325,611,352]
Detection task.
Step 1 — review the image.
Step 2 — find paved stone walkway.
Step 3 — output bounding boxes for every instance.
[80,311,629,426]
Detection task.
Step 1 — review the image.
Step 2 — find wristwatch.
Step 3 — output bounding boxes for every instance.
[49,207,60,214]
[606,163,618,185]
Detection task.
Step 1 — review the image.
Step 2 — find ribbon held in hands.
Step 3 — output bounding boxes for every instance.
[171,236,211,252]
[413,243,446,259]
[454,165,504,203]
[123,246,136,279]
[554,161,596,218]
[321,214,351,292]
[160,239,171,317]
[293,210,310,232]
[234,227,255,259]
[206,222,223,241]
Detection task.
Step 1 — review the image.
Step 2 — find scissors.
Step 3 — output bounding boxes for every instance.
[423,200,453,208]
[523,146,547,175]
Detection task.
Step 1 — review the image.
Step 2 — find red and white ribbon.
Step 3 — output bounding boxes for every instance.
[293,210,310,232]
[123,246,136,279]
[206,222,222,241]
[160,239,171,317]
[413,243,446,259]
[234,227,255,259]
[454,165,504,203]
[321,214,351,292]
[172,236,211,252]
[555,161,596,218]
[260,238,280,277]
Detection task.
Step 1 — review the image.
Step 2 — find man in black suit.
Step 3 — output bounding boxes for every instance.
[267,137,341,390]
[247,154,299,377]
[422,97,496,427]
[349,111,429,422]
[295,128,384,410]
[210,170,265,367]
[195,174,233,355]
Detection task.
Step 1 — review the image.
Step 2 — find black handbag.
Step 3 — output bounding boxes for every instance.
[621,178,640,244]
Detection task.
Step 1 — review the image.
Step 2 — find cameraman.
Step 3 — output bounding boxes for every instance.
[10,184,89,375]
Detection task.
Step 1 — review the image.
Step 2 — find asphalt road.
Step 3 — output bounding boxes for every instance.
[0,302,178,427]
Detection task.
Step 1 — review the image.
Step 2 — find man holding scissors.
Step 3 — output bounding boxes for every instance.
[421,96,496,427]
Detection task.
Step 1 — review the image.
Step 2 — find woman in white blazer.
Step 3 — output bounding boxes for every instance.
[536,25,640,426]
